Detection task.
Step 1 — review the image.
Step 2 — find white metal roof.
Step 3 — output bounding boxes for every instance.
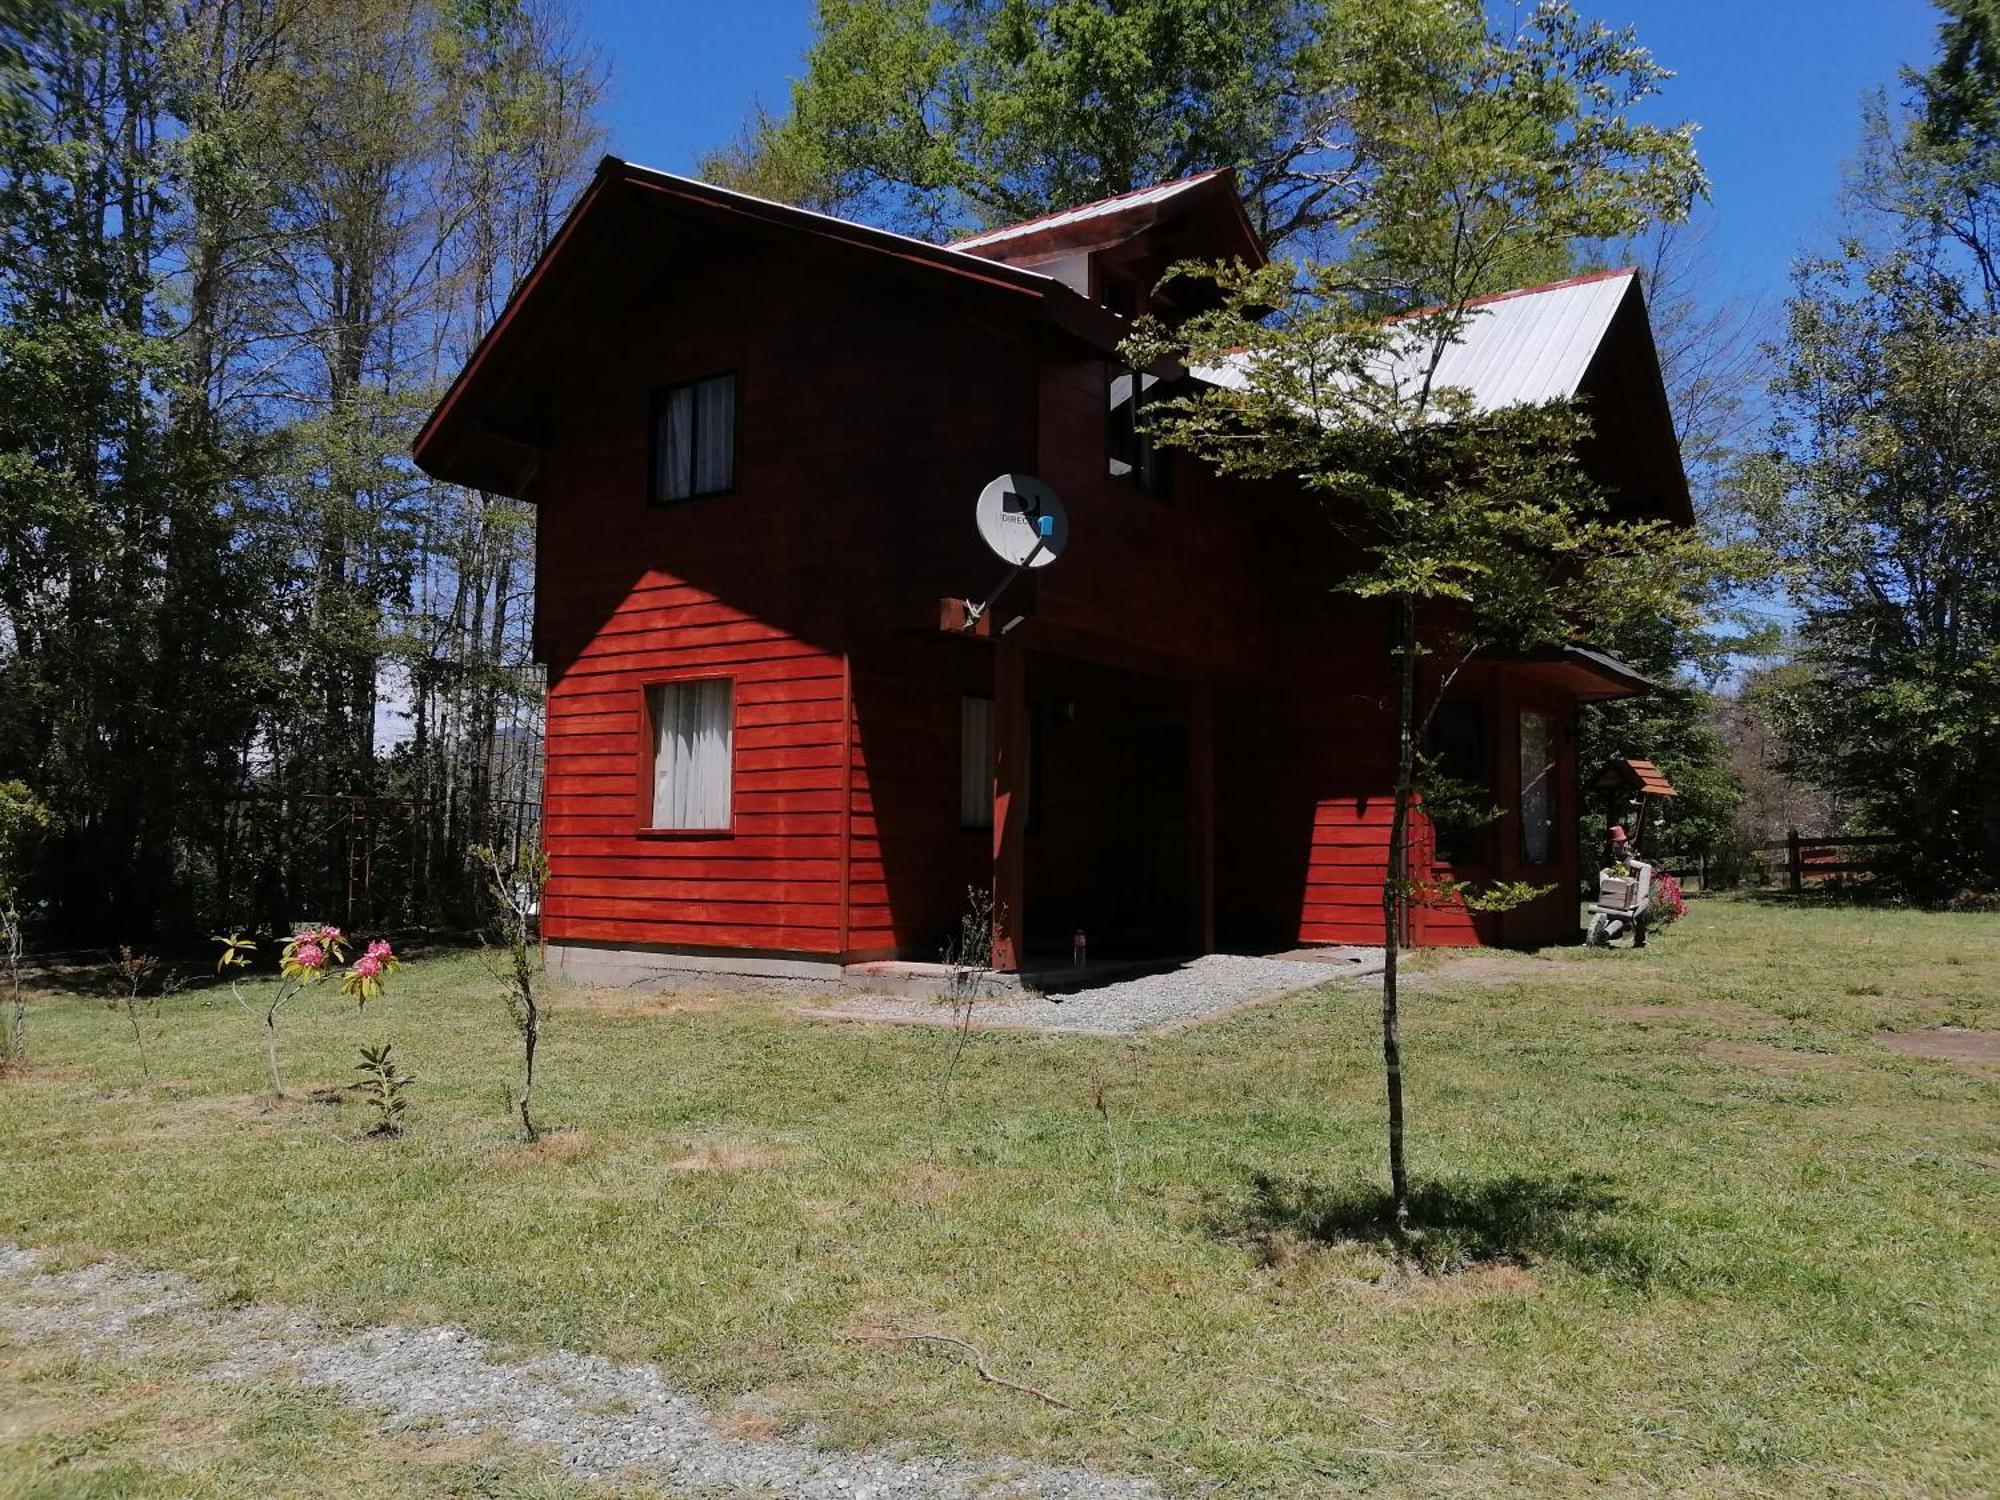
[952,170,1229,252]
[1196,269,1638,414]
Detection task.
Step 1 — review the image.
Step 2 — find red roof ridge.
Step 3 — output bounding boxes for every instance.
[951,167,1233,248]
[1458,265,1639,309]
[1384,266,1639,326]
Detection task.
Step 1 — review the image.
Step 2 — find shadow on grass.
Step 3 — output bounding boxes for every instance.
[1221,1171,1664,1284]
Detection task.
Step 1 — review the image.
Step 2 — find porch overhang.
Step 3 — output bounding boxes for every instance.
[1486,645,1660,702]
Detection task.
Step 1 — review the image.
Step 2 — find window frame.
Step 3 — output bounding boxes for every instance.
[647,370,739,505]
[1425,696,1493,868]
[635,672,739,838]
[957,693,1043,836]
[959,694,993,832]
[1105,364,1174,497]
[1517,705,1558,868]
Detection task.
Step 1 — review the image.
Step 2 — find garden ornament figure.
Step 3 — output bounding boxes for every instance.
[1589,825,1654,949]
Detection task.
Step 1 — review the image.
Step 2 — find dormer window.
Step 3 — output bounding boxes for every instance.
[1107,367,1172,495]
[650,372,735,502]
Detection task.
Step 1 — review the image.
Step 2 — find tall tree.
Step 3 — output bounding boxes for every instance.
[701,0,1319,241]
[1129,0,1712,1225]
[0,0,600,940]
[1745,8,2000,902]
[0,0,271,937]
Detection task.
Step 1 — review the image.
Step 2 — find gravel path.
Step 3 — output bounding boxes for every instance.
[810,950,1383,1036]
[0,1244,1156,1499]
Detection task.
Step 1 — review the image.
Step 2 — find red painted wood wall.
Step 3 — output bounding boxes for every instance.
[534,210,1031,958]
[526,200,1602,963]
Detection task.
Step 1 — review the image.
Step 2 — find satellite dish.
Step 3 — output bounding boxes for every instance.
[975,473,1068,568]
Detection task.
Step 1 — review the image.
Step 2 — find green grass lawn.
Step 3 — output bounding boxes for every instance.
[2,897,1996,1497]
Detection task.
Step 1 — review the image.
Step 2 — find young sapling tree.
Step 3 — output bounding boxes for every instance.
[354,1042,416,1136]
[1128,0,1723,1228]
[216,927,398,1097]
[110,946,162,1079]
[474,843,549,1142]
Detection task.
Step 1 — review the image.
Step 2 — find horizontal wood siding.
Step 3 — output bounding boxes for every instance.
[533,213,1031,956]
[845,641,990,959]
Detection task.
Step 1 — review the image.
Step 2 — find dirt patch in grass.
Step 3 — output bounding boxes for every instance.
[558,985,738,1020]
[1255,1229,1545,1301]
[0,1395,65,1440]
[484,1130,596,1168]
[1875,1027,2000,1069]
[1416,951,1571,988]
[891,1161,977,1202]
[710,1401,785,1442]
[74,1091,318,1150]
[1612,1003,1713,1021]
[1370,1258,1542,1301]
[1698,1041,1850,1070]
[663,1140,794,1173]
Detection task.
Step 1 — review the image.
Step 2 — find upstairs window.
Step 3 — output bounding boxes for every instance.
[651,372,735,502]
[1107,367,1172,495]
[1519,708,1557,866]
[648,678,733,831]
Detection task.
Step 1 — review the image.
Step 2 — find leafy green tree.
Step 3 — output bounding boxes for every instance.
[0,0,268,938]
[1745,9,2000,902]
[1128,0,1712,1226]
[0,0,598,941]
[1751,244,2000,899]
[701,0,1317,240]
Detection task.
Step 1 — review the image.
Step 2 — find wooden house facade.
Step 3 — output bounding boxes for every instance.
[413,158,1689,982]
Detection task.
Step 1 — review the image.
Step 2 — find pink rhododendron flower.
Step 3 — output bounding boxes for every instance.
[352,954,382,980]
[366,939,393,960]
[317,925,343,942]
[293,941,325,970]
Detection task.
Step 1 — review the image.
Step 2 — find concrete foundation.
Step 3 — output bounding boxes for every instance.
[545,940,1230,1001]
[547,941,845,992]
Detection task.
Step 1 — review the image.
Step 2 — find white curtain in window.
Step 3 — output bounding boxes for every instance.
[1519,709,1554,865]
[652,679,733,829]
[695,374,734,493]
[959,695,992,829]
[659,384,695,500]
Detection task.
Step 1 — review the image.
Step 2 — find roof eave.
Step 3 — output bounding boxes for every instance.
[412,158,1137,497]
[1488,644,1663,702]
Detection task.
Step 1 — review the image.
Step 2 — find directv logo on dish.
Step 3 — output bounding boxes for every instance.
[999,489,1053,535]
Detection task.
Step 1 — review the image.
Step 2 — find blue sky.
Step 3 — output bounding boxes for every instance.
[576,0,1942,305]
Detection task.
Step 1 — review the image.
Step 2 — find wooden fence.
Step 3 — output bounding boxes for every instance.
[1769,830,1897,893]
[1645,833,1899,894]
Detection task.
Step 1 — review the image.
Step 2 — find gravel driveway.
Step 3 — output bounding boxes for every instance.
[807,949,1383,1036]
[0,1244,1155,1499]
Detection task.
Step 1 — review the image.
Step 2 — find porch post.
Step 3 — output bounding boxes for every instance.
[991,638,1028,972]
[1190,678,1216,954]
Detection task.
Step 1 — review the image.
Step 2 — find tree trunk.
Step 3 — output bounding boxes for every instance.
[1380,596,1417,1229]
[127,1000,149,1079]
[5,911,24,1068]
[518,1001,539,1142]
[263,1004,283,1098]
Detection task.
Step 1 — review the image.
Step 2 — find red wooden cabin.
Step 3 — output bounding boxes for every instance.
[413,158,1688,984]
